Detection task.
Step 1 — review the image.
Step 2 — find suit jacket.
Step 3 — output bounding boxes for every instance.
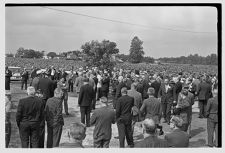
[45,97,64,127]
[206,96,218,122]
[101,77,110,92]
[116,95,134,124]
[174,81,183,101]
[115,82,126,100]
[16,96,44,127]
[127,89,142,109]
[37,77,55,100]
[75,76,84,93]
[135,135,168,148]
[197,82,212,101]
[158,83,175,103]
[21,71,29,80]
[78,84,95,107]
[140,96,162,124]
[150,80,161,98]
[90,106,116,141]
[165,129,189,147]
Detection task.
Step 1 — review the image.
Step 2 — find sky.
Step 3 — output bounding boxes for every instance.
[5,6,218,58]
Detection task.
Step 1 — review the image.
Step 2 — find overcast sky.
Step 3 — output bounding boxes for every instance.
[5,6,217,58]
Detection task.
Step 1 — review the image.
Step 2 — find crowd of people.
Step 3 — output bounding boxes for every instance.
[5,64,219,148]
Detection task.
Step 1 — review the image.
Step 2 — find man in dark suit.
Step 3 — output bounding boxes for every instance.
[16,87,45,148]
[92,72,98,110]
[165,116,189,147]
[101,73,110,98]
[206,88,218,147]
[78,78,95,127]
[21,68,29,90]
[45,88,64,148]
[150,76,161,98]
[116,87,134,148]
[5,66,12,90]
[158,78,176,124]
[114,76,126,108]
[37,73,56,148]
[197,77,212,118]
[135,119,168,148]
[173,77,183,102]
[59,122,86,148]
[90,97,116,148]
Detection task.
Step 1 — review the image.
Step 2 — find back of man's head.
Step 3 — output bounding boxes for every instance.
[121,87,127,95]
[27,86,35,96]
[69,122,86,141]
[54,88,63,98]
[143,118,157,135]
[147,87,155,96]
[131,83,137,90]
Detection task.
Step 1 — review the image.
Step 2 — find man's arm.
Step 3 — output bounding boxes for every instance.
[205,99,212,118]
[139,101,146,114]
[116,98,121,120]
[158,85,162,99]
[78,87,83,106]
[90,111,97,126]
[16,99,23,127]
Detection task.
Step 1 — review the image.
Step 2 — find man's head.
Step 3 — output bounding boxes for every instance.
[83,78,89,84]
[164,78,169,85]
[170,116,183,129]
[121,87,128,95]
[147,87,155,96]
[54,88,63,98]
[100,96,108,106]
[67,122,86,141]
[130,83,137,90]
[142,118,157,135]
[118,76,123,83]
[27,86,36,96]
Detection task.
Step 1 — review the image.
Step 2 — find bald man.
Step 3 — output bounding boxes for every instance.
[135,119,168,148]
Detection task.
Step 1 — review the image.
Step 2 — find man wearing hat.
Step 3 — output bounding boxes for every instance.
[5,91,12,148]
[78,78,95,127]
[90,97,116,148]
[21,68,29,90]
[5,66,12,90]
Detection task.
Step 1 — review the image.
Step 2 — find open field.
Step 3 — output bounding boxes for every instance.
[8,82,210,148]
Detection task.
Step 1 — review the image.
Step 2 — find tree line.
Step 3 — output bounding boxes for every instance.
[159,53,218,65]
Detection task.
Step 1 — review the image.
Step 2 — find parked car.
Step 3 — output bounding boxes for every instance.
[8,66,22,81]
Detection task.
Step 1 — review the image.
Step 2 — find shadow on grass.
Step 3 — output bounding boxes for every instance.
[190,127,206,137]
[189,139,206,147]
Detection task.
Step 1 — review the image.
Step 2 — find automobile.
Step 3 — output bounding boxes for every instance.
[8,66,22,81]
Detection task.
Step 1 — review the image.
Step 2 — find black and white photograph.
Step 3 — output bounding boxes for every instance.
[3,1,221,149]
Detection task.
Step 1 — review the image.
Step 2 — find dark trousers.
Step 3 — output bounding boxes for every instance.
[68,82,73,92]
[161,102,172,122]
[80,106,91,127]
[117,121,134,148]
[21,80,27,90]
[96,87,102,100]
[5,78,10,90]
[199,100,207,117]
[47,125,63,148]
[5,122,11,148]
[207,119,218,147]
[62,92,69,114]
[19,122,40,148]
[94,139,110,148]
[39,124,45,148]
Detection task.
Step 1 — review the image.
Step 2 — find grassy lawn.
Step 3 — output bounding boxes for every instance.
[8,82,210,148]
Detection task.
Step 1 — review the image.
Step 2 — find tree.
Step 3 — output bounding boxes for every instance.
[129,36,145,63]
[15,47,44,58]
[47,52,57,59]
[81,40,119,70]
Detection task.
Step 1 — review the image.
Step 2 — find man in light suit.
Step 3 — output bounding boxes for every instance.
[206,88,218,147]
[127,83,142,134]
[197,77,212,118]
[158,78,176,124]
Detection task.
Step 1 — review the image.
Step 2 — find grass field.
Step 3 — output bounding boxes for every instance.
[8,81,210,148]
